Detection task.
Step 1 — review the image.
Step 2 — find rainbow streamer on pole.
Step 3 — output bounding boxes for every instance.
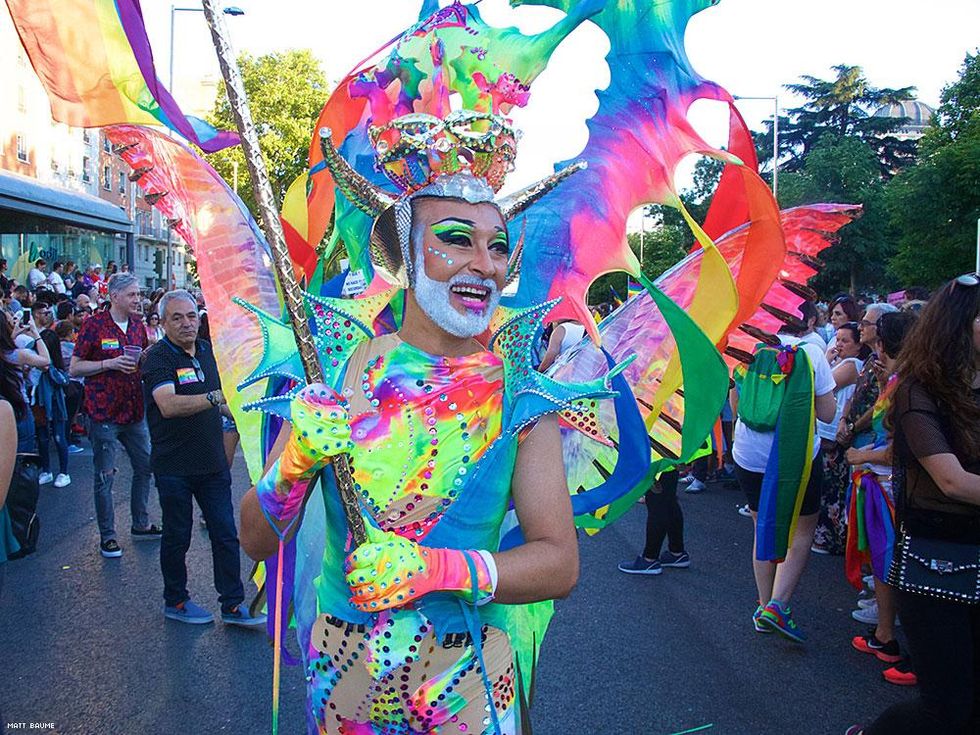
[5,0,239,153]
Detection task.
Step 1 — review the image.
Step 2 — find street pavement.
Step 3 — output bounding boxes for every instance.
[1,447,908,734]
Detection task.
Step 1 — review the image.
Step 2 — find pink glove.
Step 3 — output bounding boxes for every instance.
[256,383,353,530]
[344,525,495,612]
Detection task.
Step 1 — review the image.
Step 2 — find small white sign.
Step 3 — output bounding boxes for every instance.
[342,269,368,297]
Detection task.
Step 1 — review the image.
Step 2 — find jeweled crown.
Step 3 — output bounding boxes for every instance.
[368,109,518,195]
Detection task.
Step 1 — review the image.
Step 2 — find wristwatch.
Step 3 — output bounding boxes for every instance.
[846,420,855,433]
[206,391,219,408]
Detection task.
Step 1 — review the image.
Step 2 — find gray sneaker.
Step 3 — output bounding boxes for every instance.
[618,556,663,575]
[165,599,214,625]
[658,550,691,568]
[221,606,267,628]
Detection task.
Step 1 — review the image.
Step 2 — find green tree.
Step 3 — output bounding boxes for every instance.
[757,65,917,178]
[887,53,980,288]
[778,134,897,295]
[207,49,328,216]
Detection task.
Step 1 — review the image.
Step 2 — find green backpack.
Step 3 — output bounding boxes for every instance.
[734,345,797,432]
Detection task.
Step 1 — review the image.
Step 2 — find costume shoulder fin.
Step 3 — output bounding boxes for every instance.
[488,300,634,434]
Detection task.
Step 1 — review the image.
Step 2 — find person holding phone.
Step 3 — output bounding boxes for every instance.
[70,273,160,558]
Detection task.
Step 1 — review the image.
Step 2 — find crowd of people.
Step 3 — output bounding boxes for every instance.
[0,262,262,629]
[1,259,978,732]
[617,283,980,734]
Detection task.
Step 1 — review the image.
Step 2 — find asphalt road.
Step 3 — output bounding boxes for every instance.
[1,446,907,734]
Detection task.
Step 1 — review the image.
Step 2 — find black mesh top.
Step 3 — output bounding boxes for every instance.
[893,379,980,517]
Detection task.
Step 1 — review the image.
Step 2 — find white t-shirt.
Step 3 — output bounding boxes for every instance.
[801,331,826,349]
[28,267,46,289]
[816,356,862,440]
[733,336,836,473]
[47,271,66,294]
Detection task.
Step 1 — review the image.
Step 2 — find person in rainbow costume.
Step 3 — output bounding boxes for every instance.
[238,102,619,732]
[91,3,863,732]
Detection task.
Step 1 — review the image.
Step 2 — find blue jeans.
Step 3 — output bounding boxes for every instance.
[90,419,152,542]
[15,410,35,453]
[37,418,68,475]
[155,469,244,612]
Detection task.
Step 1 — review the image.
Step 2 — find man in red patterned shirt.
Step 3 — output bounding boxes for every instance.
[70,273,161,558]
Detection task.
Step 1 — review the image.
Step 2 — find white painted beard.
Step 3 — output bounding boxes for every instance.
[412,247,500,339]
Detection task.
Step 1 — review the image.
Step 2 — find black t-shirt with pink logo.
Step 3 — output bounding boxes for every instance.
[141,337,225,476]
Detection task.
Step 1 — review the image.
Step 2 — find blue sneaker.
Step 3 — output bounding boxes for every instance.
[165,599,214,625]
[759,600,806,643]
[617,556,662,575]
[68,444,85,454]
[658,550,691,568]
[221,605,267,628]
[752,605,773,634]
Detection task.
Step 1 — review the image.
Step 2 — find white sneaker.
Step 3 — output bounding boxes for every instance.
[53,473,71,488]
[685,478,707,494]
[857,597,877,610]
[852,603,879,625]
[737,504,753,518]
[38,471,54,485]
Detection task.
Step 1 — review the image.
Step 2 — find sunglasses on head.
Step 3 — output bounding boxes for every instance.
[954,273,979,288]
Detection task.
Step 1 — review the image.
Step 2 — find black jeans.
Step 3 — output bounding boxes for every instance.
[643,470,684,559]
[864,589,980,734]
[156,469,244,613]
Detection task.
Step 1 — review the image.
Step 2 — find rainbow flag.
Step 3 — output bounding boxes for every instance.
[627,278,643,300]
[5,0,238,153]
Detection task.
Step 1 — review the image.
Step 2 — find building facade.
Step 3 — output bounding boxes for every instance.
[1,8,190,291]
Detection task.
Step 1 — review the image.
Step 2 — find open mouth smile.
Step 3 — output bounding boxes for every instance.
[449,283,493,311]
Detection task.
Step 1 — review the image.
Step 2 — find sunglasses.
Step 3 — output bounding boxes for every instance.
[190,355,205,383]
[954,273,979,288]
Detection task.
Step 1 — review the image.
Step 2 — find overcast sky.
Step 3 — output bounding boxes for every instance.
[147,0,980,207]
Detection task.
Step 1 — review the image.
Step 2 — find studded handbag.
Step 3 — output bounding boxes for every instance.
[888,528,980,604]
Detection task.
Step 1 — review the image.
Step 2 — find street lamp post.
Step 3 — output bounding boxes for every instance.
[733,95,780,199]
[166,4,244,288]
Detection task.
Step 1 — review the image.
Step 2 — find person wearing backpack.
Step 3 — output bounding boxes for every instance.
[732,308,837,643]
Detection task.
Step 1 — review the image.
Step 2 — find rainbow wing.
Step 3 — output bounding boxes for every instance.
[553,204,860,529]
[6,0,237,152]
[105,124,281,481]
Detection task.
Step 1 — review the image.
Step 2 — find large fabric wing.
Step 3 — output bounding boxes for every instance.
[105,124,281,481]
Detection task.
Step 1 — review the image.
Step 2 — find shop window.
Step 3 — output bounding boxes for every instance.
[16,135,28,162]
[102,165,111,190]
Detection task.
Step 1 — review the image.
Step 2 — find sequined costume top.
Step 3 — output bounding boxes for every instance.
[256,294,620,733]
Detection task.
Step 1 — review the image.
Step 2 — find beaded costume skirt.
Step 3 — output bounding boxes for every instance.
[308,609,517,734]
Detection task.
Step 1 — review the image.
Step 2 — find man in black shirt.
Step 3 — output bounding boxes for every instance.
[142,289,264,628]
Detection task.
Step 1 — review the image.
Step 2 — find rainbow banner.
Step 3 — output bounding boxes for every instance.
[5,0,238,153]
[627,278,643,300]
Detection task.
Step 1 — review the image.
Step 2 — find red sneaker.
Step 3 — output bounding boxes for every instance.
[851,631,902,664]
[883,659,918,687]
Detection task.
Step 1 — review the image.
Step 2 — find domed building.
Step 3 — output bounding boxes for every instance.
[872,100,936,140]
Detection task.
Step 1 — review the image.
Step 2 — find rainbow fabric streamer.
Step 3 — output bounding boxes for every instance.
[104,124,280,480]
[846,469,896,588]
[5,0,238,153]
[742,345,816,562]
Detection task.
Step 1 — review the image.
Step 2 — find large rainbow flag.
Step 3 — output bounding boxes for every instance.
[5,0,238,153]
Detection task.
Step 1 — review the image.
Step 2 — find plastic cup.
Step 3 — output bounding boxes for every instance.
[123,345,142,362]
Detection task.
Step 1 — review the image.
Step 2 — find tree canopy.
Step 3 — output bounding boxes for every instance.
[206,49,328,217]
[758,65,917,179]
[887,53,980,288]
